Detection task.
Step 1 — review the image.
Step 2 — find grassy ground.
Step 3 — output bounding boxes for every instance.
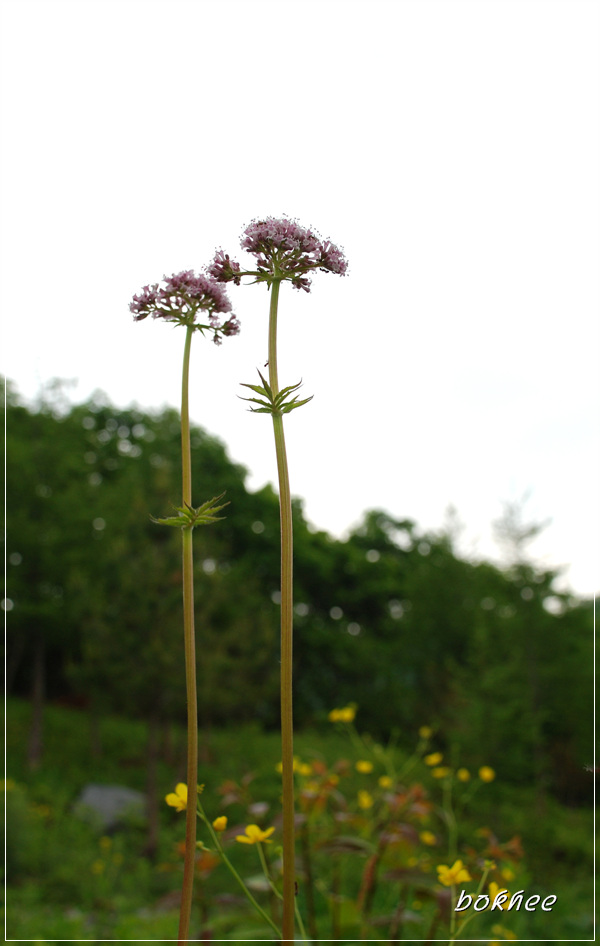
[4,697,595,943]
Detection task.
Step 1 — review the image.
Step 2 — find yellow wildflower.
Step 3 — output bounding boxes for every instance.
[328,705,356,723]
[488,882,511,909]
[501,867,515,881]
[91,859,105,875]
[479,766,496,783]
[432,766,451,779]
[436,859,472,886]
[457,768,471,782]
[419,726,433,739]
[212,816,228,832]
[491,924,517,940]
[355,759,373,774]
[424,752,443,766]
[235,824,275,844]
[358,790,374,809]
[297,763,313,776]
[378,775,393,789]
[420,830,437,846]
[165,783,188,812]
[99,836,112,852]
[32,803,51,818]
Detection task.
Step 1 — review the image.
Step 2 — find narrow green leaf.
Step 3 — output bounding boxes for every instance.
[240,382,269,397]
[240,397,274,412]
[256,370,274,400]
[150,514,187,528]
[281,395,314,414]
[277,379,304,399]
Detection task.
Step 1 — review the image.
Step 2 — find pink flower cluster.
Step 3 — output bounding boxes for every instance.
[130,271,239,344]
[209,216,347,292]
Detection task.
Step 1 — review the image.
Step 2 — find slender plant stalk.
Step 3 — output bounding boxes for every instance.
[300,821,318,941]
[197,808,282,938]
[443,777,458,862]
[267,279,296,941]
[178,324,198,945]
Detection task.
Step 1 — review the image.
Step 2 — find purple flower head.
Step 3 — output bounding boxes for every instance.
[130,270,238,344]
[318,240,348,276]
[209,216,347,293]
[241,217,321,259]
[208,250,242,286]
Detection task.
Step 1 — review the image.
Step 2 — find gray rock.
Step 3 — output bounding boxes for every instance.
[73,783,146,831]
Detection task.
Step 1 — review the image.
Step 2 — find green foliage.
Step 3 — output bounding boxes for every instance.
[240,371,313,415]
[5,380,593,801]
[4,699,593,941]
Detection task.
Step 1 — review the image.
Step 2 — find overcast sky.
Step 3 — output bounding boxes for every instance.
[1,0,598,598]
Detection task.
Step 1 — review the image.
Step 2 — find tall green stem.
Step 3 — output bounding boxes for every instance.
[268,279,296,941]
[178,324,198,944]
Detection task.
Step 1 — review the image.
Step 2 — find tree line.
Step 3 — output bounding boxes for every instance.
[5,379,593,804]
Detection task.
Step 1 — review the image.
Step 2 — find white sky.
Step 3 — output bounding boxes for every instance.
[1,0,598,597]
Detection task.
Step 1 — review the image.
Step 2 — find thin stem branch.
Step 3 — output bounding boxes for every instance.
[267,279,296,942]
[198,810,281,938]
[178,324,198,945]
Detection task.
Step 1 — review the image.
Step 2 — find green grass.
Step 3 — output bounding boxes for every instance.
[4,697,595,943]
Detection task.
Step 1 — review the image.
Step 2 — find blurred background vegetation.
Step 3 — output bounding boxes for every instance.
[3,377,595,941]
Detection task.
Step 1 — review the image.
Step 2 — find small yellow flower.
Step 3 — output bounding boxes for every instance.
[212,816,228,832]
[432,766,451,779]
[91,859,105,875]
[235,824,275,845]
[297,763,313,776]
[424,752,443,766]
[357,790,374,810]
[479,766,496,783]
[378,775,393,789]
[355,760,373,774]
[32,803,51,818]
[165,783,188,812]
[420,830,437,846]
[436,859,472,886]
[1,779,16,791]
[457,768,471,782]
[501,867,515,881]
[328,705,356,723]
[99,836,112,852]
[491,924,517,940]
[419,726,433,739]
[488,882,511,909]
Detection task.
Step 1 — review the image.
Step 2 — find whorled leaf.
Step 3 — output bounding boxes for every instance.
[240,370,313,416]
[151,493,229,529]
